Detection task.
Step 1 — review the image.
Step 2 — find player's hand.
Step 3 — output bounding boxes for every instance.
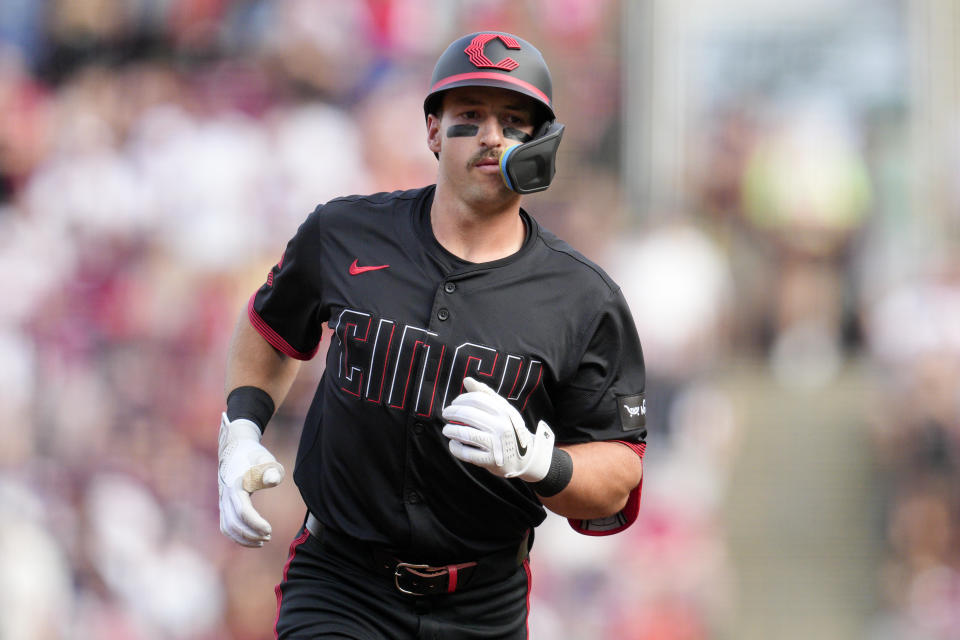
[441,377,555,482]
[217,413,285,547]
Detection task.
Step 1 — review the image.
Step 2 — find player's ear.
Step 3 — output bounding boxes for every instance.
[427,113,442,155]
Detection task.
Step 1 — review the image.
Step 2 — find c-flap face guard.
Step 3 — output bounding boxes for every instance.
[499,121,565,194]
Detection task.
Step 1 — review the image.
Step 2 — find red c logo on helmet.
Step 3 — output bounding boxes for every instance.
[464,34,520,71]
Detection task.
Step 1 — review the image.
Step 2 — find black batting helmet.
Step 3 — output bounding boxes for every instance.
[424,32,555,123]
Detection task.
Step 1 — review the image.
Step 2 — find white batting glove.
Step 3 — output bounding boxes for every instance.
[441,377,555,482]
[217,413,284,547]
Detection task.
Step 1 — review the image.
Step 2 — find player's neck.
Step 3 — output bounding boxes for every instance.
[430,186,525,263]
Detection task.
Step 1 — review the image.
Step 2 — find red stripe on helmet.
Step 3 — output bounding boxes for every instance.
[430,72,551,107]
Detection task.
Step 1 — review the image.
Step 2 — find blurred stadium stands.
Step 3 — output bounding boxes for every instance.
[1,1,958,638]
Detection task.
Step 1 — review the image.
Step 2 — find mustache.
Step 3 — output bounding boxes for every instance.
[468,149,501,167]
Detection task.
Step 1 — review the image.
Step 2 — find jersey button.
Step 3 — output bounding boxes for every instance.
[437,308,449,321]
[444,282,456,294]
[412,422,424,435]
[406,490,422,504]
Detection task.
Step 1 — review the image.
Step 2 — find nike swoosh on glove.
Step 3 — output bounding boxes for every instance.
[441,377,555,482]
[218,413,284,547]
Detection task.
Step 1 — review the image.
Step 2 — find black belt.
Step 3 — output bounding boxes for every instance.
[304,512,529,597]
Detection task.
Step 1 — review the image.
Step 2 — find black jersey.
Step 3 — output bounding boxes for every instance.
[249,185,646,562]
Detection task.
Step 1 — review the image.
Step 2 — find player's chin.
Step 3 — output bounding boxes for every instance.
[465,180,517,207]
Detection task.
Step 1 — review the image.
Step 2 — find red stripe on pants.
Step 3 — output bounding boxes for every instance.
[274,529,310,639]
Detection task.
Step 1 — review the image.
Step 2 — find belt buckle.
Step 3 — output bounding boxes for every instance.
[393,562,440,596]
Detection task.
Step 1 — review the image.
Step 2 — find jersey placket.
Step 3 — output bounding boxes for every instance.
[400,273,464,542]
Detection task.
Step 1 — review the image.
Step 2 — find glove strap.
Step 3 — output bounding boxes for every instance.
[530,448,573,497]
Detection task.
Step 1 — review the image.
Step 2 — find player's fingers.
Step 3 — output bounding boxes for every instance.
[223,522,265,547]
[442,403,503,433]
[447,393,521,439]
[462,377,497,395]
[442,407,506,465]
[448,439,495,468]
[226,506,270,544]
[221,503,267,547]
[221,512,251,547]
[447,390,505,415]
[442,424,493,450]
[443,424,502,464]
[232,489,273,539]
[238,502,273,540]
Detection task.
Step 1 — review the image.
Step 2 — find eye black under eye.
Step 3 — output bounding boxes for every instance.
[447,124,479,137]
[503,127,532,143]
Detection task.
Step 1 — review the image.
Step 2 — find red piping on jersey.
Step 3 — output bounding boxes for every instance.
[429,72,551,106]
[274,529,310,639]
[569,440,645,536]
[613,440,646,459]
[248,294,319,361]
[523,558,532,638]
[570,477,643,537]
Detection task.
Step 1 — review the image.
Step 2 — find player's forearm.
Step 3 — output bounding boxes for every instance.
[537,441,642,519]
[224,307,301,411]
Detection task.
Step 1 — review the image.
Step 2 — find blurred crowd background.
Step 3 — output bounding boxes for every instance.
[1,0,959,638]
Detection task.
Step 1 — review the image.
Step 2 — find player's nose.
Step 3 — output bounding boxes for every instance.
[476,115,505,147]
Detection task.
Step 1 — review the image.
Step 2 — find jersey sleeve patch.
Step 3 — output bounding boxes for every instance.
[617,393,646,430]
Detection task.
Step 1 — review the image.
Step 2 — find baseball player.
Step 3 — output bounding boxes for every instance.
[218,31,647,639]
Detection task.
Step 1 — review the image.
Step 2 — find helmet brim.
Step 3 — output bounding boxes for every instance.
[424,75,555,122]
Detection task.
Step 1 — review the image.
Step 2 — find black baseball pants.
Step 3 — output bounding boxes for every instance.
[274,524,531,639]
